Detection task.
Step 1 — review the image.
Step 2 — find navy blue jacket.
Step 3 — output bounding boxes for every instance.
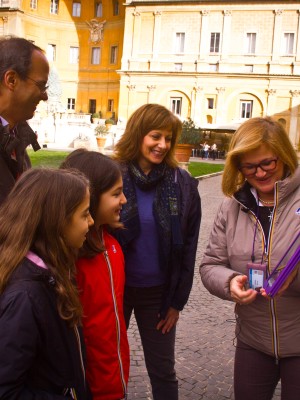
[0,258,90,400]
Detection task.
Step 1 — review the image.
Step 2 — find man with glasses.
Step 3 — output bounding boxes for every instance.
[0,36,49,204]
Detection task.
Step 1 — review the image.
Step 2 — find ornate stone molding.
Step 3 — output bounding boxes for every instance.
[223,10,232,16]
[290,90,300,97]
[266,89,277,96]
[147,85,156,91]
[216,87,225,94]
[85,19,106,43]
[201,10,210,16]
[127,84,136,91]
[153,11,161,16]
[193,86,203,93]
[132,11,140,17]
[274,9,283,16]
[2,16,8,23]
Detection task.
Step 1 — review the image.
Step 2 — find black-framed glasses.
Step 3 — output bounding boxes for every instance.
[239,157,278,177]
[26,76,49,94]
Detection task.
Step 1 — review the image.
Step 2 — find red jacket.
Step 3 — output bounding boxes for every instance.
[77,230,130,400]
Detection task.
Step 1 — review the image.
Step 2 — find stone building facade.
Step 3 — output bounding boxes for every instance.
[119,0,300,149]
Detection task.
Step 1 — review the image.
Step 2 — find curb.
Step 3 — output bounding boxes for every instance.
[195,171,224,180]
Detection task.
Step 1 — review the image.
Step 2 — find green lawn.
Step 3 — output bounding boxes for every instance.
[27,149,224,177]
[188,161,224,177]
[27,150,70,168]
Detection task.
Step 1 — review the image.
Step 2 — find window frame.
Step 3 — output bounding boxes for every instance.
[95,1,102,17]
[240,100,253,119]
[170,97,182,116]
[69,46,79,64]
[246,32,256,54]
[282,32,295,56]
[110,45,118,64]
[72,1,81,17]
[30,0,37,9]
[67,98,76,110]
[91,47,101,65]
[175,32,185,54]
[50,0,59,15]
[210,32,220,53]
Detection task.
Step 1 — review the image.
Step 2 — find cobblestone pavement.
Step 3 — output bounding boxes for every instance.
[127,174,281,400]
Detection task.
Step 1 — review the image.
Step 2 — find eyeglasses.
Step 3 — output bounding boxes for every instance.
[26,76,49,94]
[239,157,278,176]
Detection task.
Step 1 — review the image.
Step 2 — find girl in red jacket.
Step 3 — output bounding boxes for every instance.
[61,149,129,400]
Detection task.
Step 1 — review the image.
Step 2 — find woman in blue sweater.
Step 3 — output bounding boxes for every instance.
[114,103,201,400]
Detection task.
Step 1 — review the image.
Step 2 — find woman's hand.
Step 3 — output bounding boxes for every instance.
[230,275,258,305]
[156,307,179,334]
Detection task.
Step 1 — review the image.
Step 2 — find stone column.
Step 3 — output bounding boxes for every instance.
[152,11,162,61]
[216,87,226,124]
[289,90,300,149]
[147,85,156,103]
[192,86,204,125]
[266,89,277,116]
[221,10,232,60]
[132,11,141,58]
[127,84,136,119]
[199,10,210,60]
[271,9,283,62]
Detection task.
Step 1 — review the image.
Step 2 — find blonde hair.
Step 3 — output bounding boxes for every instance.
[114,103,182,168]
[0,168,90,326]
[222,117,298,196]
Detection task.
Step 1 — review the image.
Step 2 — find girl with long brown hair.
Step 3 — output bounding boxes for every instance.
[0,168,94,399]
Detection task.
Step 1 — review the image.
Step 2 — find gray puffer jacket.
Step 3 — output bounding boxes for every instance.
[200,166,300,359]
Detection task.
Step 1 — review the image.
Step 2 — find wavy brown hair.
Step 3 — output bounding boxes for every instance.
[222,116,299,197]
[113,103,182,168]
[60,148,122,257]
[0,168,90,326]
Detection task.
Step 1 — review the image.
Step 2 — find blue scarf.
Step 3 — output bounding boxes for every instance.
[119,162,183,268]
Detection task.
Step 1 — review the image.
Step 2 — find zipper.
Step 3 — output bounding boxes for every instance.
[74,325,86,388]
[237,194,280,362]
[103,249,127,397]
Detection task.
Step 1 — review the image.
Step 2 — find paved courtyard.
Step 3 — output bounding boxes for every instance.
[126,174,281,400]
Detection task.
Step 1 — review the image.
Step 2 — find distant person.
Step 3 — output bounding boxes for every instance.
[0,168,94,399]
[200,117,300,400]
[211,143,217,160]
[0,36,49,204]
[61,149,130,400]
[114,104,201,400]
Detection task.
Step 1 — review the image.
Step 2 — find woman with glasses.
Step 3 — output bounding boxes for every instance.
[200,116,300,400]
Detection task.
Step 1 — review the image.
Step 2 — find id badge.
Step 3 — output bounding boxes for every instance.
[247,262,267,291]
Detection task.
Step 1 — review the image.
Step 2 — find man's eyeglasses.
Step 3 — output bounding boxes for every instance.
[26,76,49,94]
[238,157,278,177]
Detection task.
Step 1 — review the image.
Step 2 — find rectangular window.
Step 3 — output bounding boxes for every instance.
[72,2,81,17]
[170,97,182,116]
[95,1,102,17]
[69,46,79,64]
[245,64,254,73]
[207,98,214,109]
[209,63,218,72]
[50,0,59,14]
[283,33,295,55]
[67,98,76,110]
[175,32,185,53]
[47,44,56,62]
[91,47,101,64]
[240,100,253,119]
[89,99,96,114]
[113,0,119,16]
[210,32,220,53]
[174,63,182,71]
[110,45,118,64]
[30,0,37,9]
[246,33,256,54]
[108,99,114,112]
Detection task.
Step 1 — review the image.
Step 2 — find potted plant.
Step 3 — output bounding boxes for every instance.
[92,112,100,124]
[176,118,202,162]
[95,124,109,149]
[105,118,114,130]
